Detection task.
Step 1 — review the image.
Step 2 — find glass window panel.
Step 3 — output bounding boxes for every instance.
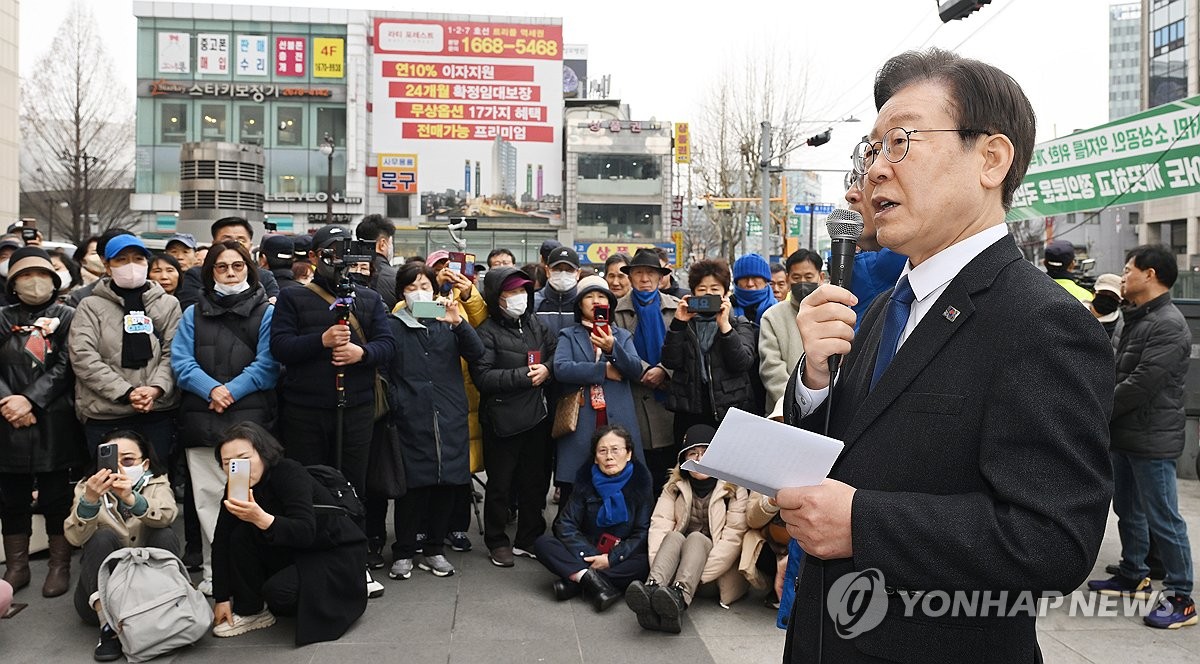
[276,106,304,147]
[577,203,661,239]
[385,195,410,219]
[238,105,264,144]
[577,154,661,180]
[269,149,309,194]
[200,103,228,141]
[160,102,188,144]
[315,106,347,147]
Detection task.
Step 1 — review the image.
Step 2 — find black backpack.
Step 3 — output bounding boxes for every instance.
[306,465,365,520]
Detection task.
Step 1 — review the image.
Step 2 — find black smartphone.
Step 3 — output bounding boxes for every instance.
[593,305,610,325]
[97,442,119,474]
[689,295,722,314]
[20,227,37,242]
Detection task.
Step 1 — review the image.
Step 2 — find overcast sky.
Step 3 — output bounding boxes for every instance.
[21,0,1111,203]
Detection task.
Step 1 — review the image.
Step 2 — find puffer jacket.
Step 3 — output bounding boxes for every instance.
[1111,292,1191,458]
[68,279,181,421]
[554,460,654,566]
[471,267,557,438]
[63,473,178,548]
[660,315,758,420]
[649,467,751,605]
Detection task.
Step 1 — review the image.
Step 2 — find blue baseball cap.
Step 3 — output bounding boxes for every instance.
[103,235,152,261]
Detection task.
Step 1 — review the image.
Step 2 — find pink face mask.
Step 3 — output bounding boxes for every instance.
[111,262,148,289]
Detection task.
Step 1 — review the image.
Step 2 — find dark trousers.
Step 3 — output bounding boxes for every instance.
[74,527,181,625]
[0,471,71,537]
[448,484,472,533]
[672,411,719,446]
[365,497,388,543]
[482,420,550,550]
[532,534,649,591]
[281,402,373,498]
[643,446,679,498]
[84,413,175,468]
[226,522,299,617]
[393,484,457,559]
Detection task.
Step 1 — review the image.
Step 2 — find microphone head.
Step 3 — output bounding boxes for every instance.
[826,209,864,242]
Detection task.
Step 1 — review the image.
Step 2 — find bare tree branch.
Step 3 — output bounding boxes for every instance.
[20,0,135,243]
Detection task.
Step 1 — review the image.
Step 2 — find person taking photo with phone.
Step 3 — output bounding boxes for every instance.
[384,263,484,581]
[660,259,758,444]
[0,247,87,599]
[209,423,366,645]
[65,429,178,661]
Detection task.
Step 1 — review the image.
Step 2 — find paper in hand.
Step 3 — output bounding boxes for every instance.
[680,408,844,496]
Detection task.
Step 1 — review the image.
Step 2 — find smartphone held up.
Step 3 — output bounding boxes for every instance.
[227,458,251,502]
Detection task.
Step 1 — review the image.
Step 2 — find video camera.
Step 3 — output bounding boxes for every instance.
[318,237,376,296]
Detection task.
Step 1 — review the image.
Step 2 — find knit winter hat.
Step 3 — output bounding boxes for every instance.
[732,253,771,282]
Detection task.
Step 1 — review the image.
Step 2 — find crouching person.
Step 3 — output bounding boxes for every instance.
[64,429,179,661]
[533,425,652,612]
[210,422,366,645]
[625,425,750,633]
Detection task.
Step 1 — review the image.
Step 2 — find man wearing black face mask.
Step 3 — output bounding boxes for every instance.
[759,250,823,420]
[1091,273,1125,341]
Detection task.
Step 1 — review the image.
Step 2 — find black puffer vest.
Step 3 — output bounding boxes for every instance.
[178,287,276,447]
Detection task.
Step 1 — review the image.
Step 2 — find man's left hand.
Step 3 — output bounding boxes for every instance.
[775,478,856,560]
[331,342,365,366]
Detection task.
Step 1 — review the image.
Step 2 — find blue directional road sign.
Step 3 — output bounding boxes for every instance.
[794,204,835,215]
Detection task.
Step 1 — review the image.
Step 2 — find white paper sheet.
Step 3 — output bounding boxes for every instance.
[680,408,844,496]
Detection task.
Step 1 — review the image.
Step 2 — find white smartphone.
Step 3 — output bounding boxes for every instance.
[227,458,251,502]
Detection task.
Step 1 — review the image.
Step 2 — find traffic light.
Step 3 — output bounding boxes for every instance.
[939,0,991,22]
[806,130,832,147]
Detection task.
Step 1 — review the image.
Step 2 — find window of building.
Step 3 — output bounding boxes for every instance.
[577,154,661,181]
[276,106,304,147]
[577,203,661,239]
[1170,219,1188,255]
[239,106,264,144]
[316,107,347,147]
[160,102,188,143]
[200,103,227,141]
[385,194,411,219]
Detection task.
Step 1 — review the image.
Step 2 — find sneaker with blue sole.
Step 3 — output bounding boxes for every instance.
[1144,593,1197,629]
[1087,574,1154,600]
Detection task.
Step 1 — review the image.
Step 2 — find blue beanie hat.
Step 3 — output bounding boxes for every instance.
[733,253,771,282]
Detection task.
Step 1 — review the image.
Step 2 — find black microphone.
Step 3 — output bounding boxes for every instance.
[825,209,864,377]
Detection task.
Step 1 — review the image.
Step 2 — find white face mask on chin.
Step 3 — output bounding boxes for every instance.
[213,280,250,296]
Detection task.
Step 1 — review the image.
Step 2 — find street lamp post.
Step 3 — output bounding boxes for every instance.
[319,132,335,222]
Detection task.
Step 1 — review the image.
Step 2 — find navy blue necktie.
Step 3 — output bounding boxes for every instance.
[870,275,916,391]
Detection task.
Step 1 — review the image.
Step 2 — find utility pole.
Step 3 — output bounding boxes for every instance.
[759,121,771,259]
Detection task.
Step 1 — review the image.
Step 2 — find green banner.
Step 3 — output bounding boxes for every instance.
[1007,95,1200,221]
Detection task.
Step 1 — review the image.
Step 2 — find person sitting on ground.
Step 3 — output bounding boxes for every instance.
[64,429,178,661]
[210,422,366,644]
[533,425,652,612]
[625,425,750,633]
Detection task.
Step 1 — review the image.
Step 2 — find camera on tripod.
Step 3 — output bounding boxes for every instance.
[318,237,376,294]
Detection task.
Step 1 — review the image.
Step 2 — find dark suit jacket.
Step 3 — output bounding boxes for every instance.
[783,234,1114,664]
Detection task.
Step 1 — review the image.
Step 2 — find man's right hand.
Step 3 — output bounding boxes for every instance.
[322,323,351,348]
[213,601,233,626]
[528,363,550,386]
[796,284,858,390]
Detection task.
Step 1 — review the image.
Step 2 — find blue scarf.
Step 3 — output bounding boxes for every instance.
[733,285,775,325]
[592,462,634,527]
[630,289,666,367]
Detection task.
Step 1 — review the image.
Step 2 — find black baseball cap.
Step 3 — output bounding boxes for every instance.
[547,246,580,269]
[311,224,350,250]
[1044,240,1076,268]
[539,239,564,261]
[260,234,296,265]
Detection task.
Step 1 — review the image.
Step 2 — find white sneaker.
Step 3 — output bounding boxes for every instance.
[212,609,275,637]
[512,547,538,560]
[366,570,385,599]
[196,579,213,597]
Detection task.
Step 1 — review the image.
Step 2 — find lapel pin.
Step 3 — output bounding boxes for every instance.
[942,306,960,322]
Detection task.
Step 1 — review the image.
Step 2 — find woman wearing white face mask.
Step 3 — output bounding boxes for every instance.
[470,266,558,567]
[68,235,182,466]
[0,246,88,600]
[64,429,178,659]
[170,240,280,596]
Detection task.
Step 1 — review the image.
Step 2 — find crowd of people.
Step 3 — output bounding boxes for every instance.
[1,46,1197,663]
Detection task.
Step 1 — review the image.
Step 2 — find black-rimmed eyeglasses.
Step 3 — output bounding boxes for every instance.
[852,127,992,175]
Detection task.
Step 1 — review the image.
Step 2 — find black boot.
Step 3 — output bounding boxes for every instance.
[553,578,581,601]
[651,584,687,634]
[625,580,662,631]
[94,623,122,662]
[579,569,621,612]
[367,538,386,570]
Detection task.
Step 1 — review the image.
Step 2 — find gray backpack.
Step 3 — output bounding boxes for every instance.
[97,547,213,663]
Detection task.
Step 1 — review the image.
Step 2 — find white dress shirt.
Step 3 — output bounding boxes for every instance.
[794,223,1010,418]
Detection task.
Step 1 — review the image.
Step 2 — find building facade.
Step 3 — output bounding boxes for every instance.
[0,0,16,225]
[1112,3,1143,120]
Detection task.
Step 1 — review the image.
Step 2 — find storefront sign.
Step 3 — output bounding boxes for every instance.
[1008,94,1200,220]
[157,32,190,74]
[140,79,346,103]
[313,38,345,78]
[573,242,676,266]
[378,154,419,194]
[275,37,306,77]
[197,34,229,75]
[264,192,363,204]
[675,122,691,163]
[237,34,269,76]
[306,213,355,223]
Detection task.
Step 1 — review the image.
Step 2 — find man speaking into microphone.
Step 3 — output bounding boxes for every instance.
[778,49,1114,663]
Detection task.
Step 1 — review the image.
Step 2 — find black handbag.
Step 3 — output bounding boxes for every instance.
[365,421,406,499]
